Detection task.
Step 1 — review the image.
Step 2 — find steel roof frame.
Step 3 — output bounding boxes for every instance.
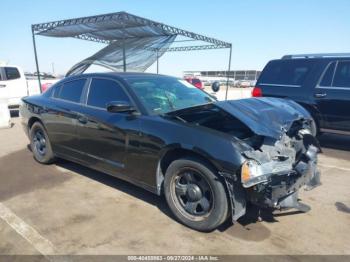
[31,11,232,99]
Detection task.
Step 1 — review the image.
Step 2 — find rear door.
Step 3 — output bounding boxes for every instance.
[47,78,88,158]
[315,61,350,132]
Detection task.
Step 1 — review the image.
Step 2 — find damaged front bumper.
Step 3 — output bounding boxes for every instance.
[247,158,321,211]
[222,128,322,222]
[242,129,322,212]
[223,157,321,222]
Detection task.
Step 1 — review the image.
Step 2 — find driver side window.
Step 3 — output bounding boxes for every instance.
[87,78,130,109]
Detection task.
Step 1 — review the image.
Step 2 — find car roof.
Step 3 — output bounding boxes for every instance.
[61,72,179,83]
[271,56,350,63]
[0,64,20,68]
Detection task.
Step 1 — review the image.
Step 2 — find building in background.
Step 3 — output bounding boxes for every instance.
[183,70,261,87]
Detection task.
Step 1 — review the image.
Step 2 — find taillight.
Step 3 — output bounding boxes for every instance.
[194,82,202,89]
[252,86,262,97]
[41,83,53,93]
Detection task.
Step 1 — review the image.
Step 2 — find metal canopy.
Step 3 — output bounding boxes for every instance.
[32,12,230,48]
[31,11,232,98]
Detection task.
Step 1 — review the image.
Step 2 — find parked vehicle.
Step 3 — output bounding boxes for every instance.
[184,77,204,90]
[0,65,59,108]
[253,53,350,136]
[0,65,28,107]
[20,73,320,231]
[235,79,251,88]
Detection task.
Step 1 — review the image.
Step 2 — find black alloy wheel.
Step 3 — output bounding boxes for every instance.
[30,122,55,164]
[164,157,229,232]
[33,129,47,157]
[171,168,213,220]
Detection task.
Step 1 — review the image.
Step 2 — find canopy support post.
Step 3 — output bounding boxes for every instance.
[31,27,42,93]
[156,49,159,74]
[122,19,127,72]
[225,45,232,101]
[122,38,126,72]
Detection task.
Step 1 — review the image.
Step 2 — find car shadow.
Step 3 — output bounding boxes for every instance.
[335,202,350,214]
[26,144,176,221]
[217,205,275,241]
[54,157,175,220]
[56,159,275,235]
[25,145,307,237]
[54,157,275,235]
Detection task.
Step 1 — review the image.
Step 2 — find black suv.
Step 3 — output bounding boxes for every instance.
[253,53,350,136]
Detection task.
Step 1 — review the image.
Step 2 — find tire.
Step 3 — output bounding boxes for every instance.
[30,122,55,164]
[164,157,229,232]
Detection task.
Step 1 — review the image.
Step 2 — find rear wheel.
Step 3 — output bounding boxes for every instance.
[164,158,229,232]
[30,122,55,164]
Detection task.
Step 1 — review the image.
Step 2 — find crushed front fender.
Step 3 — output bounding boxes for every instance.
[219,172,247,221]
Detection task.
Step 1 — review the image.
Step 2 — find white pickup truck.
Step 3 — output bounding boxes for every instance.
[0,65,60,108]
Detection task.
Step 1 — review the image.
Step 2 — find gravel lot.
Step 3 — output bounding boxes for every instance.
[0,116,349,257]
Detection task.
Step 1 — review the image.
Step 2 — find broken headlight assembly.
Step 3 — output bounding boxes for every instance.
[241,160,270,188]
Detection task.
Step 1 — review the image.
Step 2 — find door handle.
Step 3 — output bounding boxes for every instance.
[314,93,327,98]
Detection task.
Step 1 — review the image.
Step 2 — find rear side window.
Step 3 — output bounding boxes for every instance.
[53,85,62,98]
[320,62,336,87]
[4,67,20,80]
[333,61,350,88]
[258,60,315,86]
[56,79,86,103]
[87,78,130,109]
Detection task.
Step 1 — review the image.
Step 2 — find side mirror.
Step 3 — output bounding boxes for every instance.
[106,101,136,113]
[211,81,220,92]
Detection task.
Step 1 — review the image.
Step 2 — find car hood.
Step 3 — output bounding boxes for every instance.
[214,97,311,139]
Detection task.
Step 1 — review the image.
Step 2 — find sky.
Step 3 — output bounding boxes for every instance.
[1,0,350,77]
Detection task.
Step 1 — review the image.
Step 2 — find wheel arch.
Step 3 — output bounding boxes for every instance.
[28,116,44,130]
[27,117,52,142]
[156,147,221,196]
[156,146,245,222]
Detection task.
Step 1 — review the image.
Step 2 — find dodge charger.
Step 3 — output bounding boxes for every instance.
[20,73,321,231]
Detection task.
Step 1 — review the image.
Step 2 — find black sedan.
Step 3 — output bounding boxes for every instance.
[20,73,321,231]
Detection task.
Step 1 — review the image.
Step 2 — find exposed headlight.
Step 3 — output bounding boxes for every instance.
[241,160,269,188]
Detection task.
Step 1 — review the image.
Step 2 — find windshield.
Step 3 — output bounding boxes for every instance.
[125,76,215,114]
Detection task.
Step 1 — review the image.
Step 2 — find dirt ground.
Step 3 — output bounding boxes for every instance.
[0,116,349,258]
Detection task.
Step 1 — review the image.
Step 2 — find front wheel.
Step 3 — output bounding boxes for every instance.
[164,158,229,232]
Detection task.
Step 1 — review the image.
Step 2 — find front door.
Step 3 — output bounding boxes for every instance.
[75,77,141,178]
